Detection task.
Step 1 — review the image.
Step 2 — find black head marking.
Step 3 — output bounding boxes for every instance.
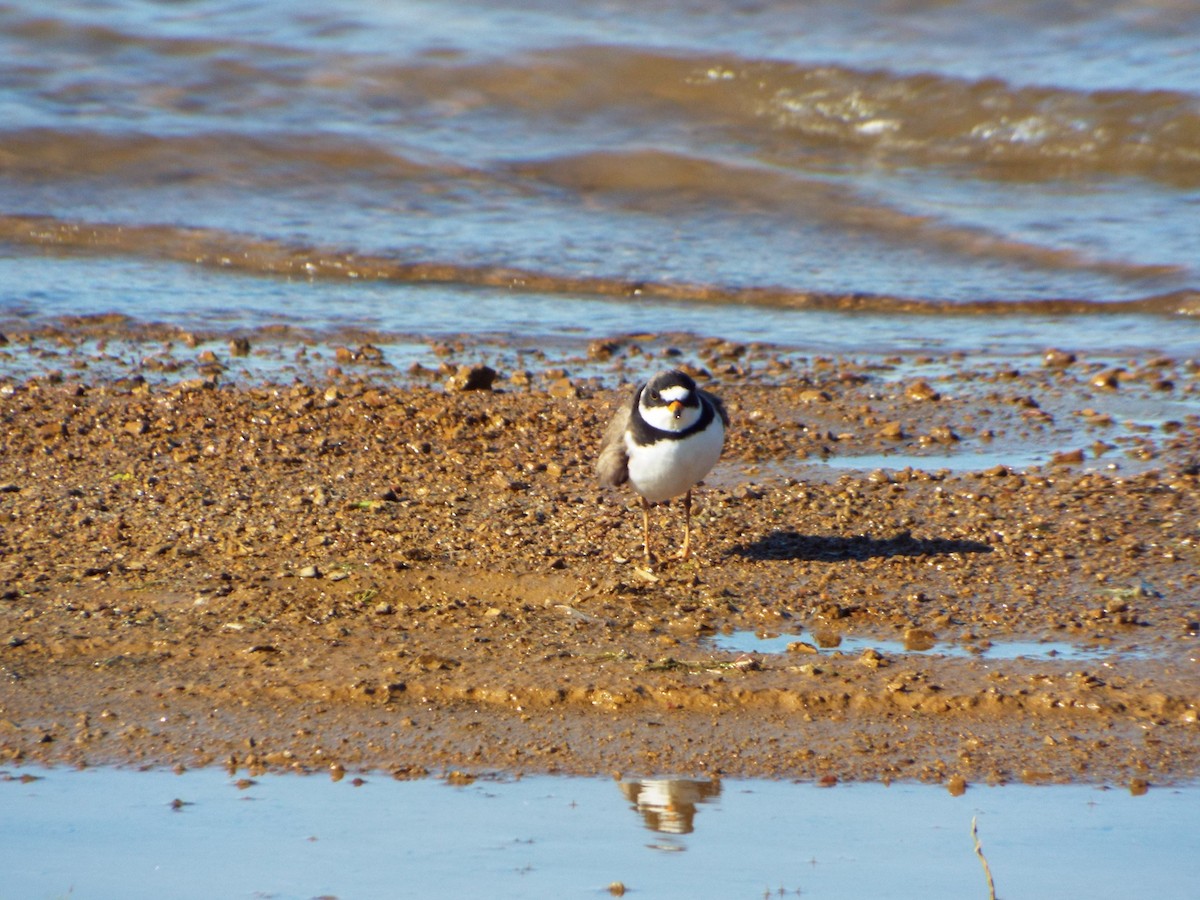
[640,369,699,410]
[629,370,716,444]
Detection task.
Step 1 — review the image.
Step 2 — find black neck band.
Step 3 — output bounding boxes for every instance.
[629,388,715,444]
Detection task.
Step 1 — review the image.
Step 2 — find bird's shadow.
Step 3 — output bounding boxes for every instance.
[733,529,992,562]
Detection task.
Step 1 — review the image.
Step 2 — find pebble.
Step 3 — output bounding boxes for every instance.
[927,425,959,444]
[904,628,937,651]
[858,648,887,669]
[446,364,498,392]
[547,377,577,399]
[1051,449,1085,466]
[906,380,940,401]
[588,340,621,360]
[1042,348,1077,368]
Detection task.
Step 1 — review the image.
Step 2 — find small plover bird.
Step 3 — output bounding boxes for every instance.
[597,369,728,566]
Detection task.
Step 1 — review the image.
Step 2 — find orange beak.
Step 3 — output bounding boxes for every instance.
[668,400,683,418]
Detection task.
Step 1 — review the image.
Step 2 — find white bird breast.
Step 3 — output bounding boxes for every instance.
[625,413,725,503]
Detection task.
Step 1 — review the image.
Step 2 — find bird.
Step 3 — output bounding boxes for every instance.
[597,369,729,566]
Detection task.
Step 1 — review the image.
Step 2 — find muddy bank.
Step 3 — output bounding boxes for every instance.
[1,331,1198,788]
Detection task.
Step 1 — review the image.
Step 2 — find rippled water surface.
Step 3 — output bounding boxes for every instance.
[4,767,1198,899]
[2,0,1199,342]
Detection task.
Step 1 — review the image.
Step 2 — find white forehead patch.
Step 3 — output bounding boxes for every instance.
[659,385,690,403]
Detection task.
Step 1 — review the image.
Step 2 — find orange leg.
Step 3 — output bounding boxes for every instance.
[678,489,693,560]
[641,496,653,567]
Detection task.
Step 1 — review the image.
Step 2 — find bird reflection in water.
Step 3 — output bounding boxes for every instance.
[618,778,722,837]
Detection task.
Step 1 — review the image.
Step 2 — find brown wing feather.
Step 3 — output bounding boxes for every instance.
[596,401,631,487]
[700,389,730,427]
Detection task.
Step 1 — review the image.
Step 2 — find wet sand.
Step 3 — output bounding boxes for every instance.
[1,327,1198,788]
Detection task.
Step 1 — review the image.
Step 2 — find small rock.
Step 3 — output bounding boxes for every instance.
[879,421,905,440]
[547,377,577,399]
[927,425,959,444]
[588,340,621,360]
[229,337,251,357]
[715,341,746,359]
[904,628,937,651]
[37,421,65,442]
[1043,348,1076,368]
[297,565,321,578]
[813,627,843,644]
[357,344,384,362]
[1051,449,1085,466]
[798,389,831,404]
[446,364,497,392]
[1091,368,1123,390]
[906,380,940,401]
[858,647,887,669]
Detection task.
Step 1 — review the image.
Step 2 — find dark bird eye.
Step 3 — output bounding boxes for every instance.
[649,390,660,401]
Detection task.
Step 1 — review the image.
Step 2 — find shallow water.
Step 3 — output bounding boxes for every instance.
[2,0,1200,343]
[710,630,1165,663]
[3,254,1198,361]
[3,767,1196,900]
